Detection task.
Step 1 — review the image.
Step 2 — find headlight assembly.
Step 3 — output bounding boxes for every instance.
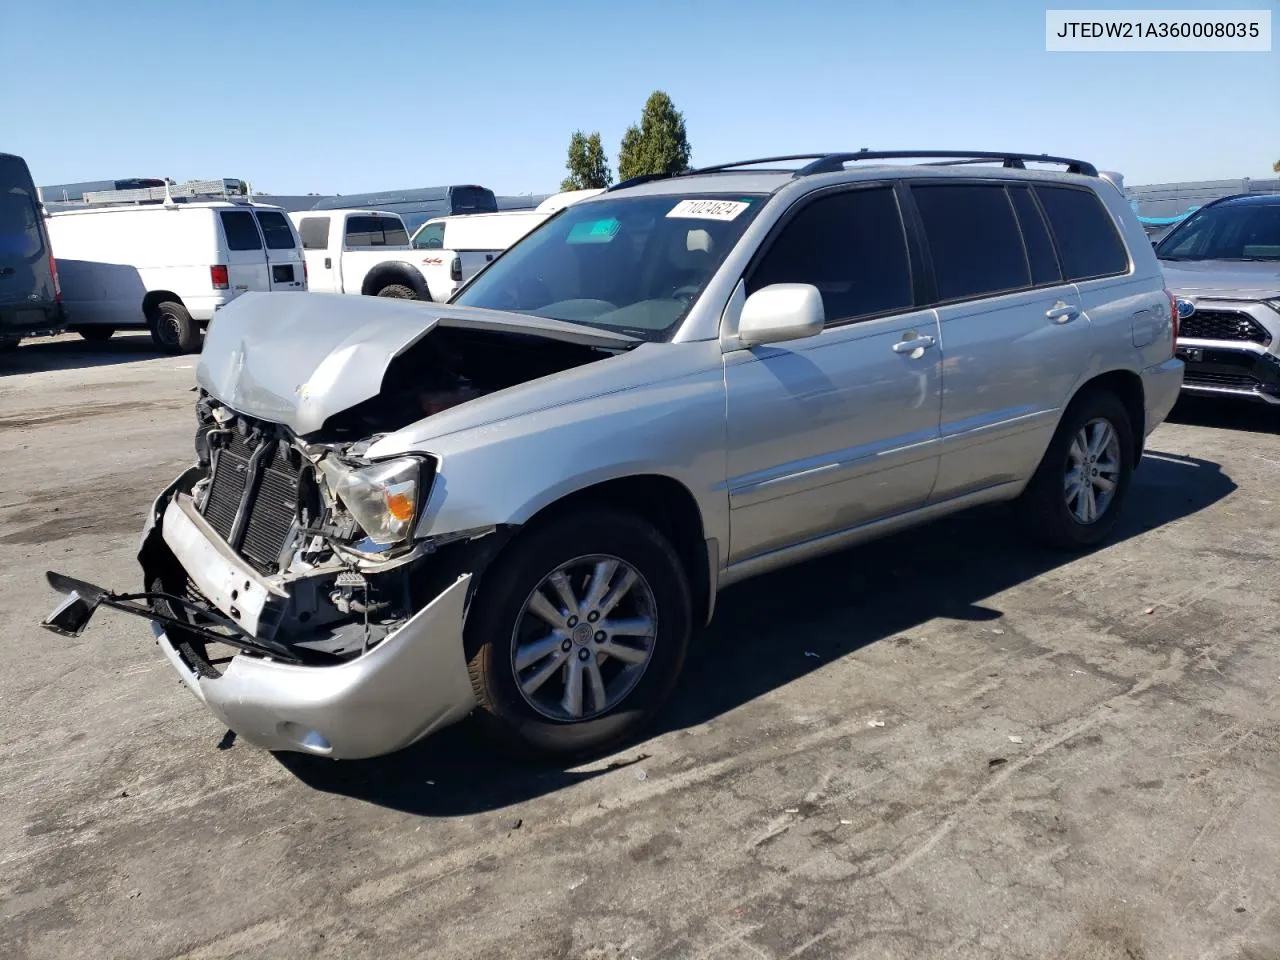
[321,456,425,546]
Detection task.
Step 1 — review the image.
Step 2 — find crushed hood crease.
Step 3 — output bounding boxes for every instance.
[196,292,637,436]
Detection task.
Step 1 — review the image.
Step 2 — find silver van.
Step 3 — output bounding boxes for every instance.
[46,150,1184,761]
[0,152,64,349]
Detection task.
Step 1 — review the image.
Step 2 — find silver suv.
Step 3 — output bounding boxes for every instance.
[44,150,1184,761]
[1156,194,1280,404]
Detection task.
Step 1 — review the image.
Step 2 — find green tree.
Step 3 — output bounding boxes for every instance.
[1274,158,1279,173]
[616,90,692,182]
[561,131,613,191]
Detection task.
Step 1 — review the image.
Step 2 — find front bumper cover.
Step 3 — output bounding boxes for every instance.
[45,470,478,759]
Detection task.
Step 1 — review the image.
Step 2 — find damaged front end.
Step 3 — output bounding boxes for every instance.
[44,395,509,759]
[42,293,639,758]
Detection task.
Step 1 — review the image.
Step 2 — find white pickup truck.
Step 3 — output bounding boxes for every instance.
[289,208,459,301]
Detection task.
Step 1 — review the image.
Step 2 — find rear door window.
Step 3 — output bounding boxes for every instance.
[912,184,1030,301]
[345,215,410,247]
[747,186,914,324]
[298,217,330,250]
[253,210,297,250]
[1034,186,1129,280]
[220,210,264,251]
[1008,186,1062,286]
[0,155,45,260]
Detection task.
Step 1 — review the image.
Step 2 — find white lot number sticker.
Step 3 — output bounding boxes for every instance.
[666,199,750,221]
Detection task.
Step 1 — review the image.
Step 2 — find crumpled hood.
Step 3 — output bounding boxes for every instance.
[196,292,637,435]
[1160,260,1280,300]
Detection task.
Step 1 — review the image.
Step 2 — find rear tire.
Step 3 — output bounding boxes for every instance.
[76,326,116,343]
[375,283,419,300]
[0,336,20,351]
[148,301,199,354]
[1017,389,1135,551]
[464,508,692,759]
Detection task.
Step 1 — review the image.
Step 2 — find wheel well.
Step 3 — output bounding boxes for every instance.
[521,475,712,627]
[361,266,427,299]
[1076,369,1146,459]
[142,291,182,319]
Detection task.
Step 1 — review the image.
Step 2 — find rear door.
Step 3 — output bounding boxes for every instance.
[217,208,271,296]
[252,209,305,290]
[295,215,336,292]
[0,154,56,314]
[911,181,1093,500]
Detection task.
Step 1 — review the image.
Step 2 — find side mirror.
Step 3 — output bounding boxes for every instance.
[737,283,824,346]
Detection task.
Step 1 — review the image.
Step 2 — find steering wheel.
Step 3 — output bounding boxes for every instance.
[671,284,701,302]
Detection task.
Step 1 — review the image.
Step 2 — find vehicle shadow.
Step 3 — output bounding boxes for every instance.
[0,332,175,376]
[1167,394,1280,436]
[278,448,1235,815]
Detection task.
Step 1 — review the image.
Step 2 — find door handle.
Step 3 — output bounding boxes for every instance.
[324,257,332,269]
[1046,302,1080,324]
[0,267,14,277]
[892,334,936,354]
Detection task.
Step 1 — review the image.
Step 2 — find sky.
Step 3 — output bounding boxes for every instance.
[8,0,1278,195]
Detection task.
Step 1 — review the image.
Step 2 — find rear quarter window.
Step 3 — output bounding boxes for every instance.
[450,186,497,214]
[220,210,263,251]
[254,210,297,250]
[1034,186,1129,280]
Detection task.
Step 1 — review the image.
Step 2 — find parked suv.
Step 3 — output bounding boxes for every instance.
[1156,193,1280,404]
[44,150,1183,761]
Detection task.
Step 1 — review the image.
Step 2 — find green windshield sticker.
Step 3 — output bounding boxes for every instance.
[567,218,621,244]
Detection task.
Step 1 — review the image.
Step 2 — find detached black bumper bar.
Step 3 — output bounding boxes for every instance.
[41,571,303,663]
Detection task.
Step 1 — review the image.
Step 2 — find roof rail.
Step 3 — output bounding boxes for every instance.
[78,178,252,207]
[608,156,837,192]
[605,151,1098,193]
[795,151,1098,177]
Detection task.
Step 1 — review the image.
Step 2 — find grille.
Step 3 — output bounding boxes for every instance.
[200,429,301,574]
[1181,310,1272,346]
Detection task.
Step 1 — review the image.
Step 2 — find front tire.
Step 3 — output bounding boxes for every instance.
[1017,389,1135,550]
[0,335,19,351]
[149,301,199,354]
[464,509,692,759]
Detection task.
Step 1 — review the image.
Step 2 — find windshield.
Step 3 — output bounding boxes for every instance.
[452,193,767,340]
[1157,202,1280,261]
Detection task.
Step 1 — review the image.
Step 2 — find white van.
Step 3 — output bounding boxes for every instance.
[47,199,305,352]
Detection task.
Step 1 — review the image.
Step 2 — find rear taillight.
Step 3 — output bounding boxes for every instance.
[49,255,61,300]
[303,261,308,283]
[450,256,462,282]
[211,265,229,290]
[1166,288,1179,350]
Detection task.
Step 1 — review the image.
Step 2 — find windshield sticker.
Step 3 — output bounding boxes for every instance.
[666,199,750,221]
[567,218,621,244]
